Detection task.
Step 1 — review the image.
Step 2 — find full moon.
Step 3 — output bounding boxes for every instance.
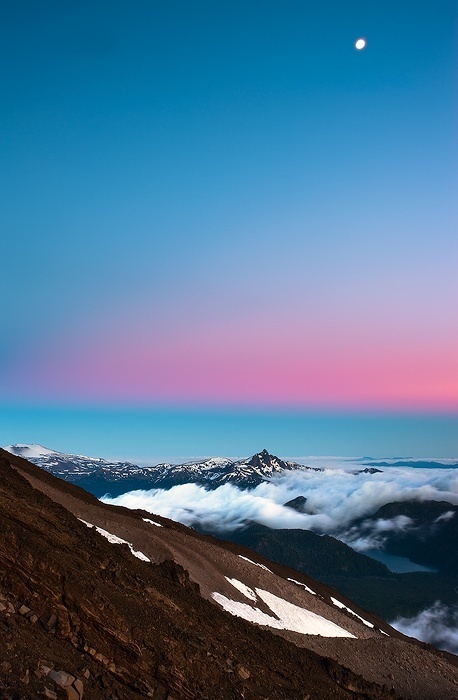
[355,38,366,50]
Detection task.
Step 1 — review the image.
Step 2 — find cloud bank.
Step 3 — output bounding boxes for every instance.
[391,603,458,656]
[102,465,458,535]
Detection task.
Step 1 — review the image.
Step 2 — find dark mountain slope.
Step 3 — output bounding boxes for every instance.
[211,522,393,580]
[2,449,458,699]
[0,452,394,700]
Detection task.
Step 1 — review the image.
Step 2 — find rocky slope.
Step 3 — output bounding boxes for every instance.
[1,448,458,699]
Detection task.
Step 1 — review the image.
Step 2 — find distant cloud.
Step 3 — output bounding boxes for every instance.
[103,466,458,535]
[391,603,458,656]
[434,510,455,524]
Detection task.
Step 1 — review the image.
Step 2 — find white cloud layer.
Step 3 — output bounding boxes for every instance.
[102,465,458,535]
[391,603,458,656]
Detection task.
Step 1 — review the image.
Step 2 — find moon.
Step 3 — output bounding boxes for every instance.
[355,38,366,50]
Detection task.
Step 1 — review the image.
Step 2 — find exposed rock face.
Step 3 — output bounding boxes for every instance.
[1,449,458,700]
[283,496,308,513]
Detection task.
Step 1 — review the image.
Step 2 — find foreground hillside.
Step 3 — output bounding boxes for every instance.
[1,449,458,699]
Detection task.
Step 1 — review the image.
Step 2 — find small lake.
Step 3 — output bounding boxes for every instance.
[365,549,437,573]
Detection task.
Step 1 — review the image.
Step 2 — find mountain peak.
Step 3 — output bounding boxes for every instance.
[245,449,289,474]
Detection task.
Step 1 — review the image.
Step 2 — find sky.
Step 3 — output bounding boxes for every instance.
[1,1,457,456]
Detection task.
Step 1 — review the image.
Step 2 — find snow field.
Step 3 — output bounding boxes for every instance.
[213,586,356,638]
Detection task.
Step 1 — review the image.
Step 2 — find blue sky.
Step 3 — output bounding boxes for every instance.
[1,1,457,456]
[1,406,457,460]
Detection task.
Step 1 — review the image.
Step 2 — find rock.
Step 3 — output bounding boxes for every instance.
[39,665,53,677]
[45,613,58,630]
[42,689,58,700]
[55,604,71,638]
[1,661,11,673]
[73,679,84,698]
[151,685,168,700]
[283,496,308,513]
[49,669,76,687]
[28,613,38,624]
[6,602,15,613]
[94,653,109,665]
[19,604,31,615]
[20,668,30,684]
[82,668,90,679]
[0,602,6,612]
[66,686,80,700]
[237,666,250,680]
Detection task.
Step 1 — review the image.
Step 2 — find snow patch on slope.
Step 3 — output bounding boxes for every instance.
[225,577,257,601]
[238,555,272,573]
[79,520,150,562]
[143,518,163,527]
[330,597,374,628]
[287,578,317,595]
[212,587,356,638]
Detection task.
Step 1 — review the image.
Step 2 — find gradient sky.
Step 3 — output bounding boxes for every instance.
[1,2,457,455]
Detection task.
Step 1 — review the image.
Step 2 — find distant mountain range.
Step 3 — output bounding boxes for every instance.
[4,444,378,497]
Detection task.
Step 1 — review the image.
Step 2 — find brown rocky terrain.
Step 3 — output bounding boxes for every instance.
[1,448,458,699]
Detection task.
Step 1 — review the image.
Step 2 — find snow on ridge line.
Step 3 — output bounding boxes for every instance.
[238,555,272,573]
[143,518,163,527]
[79,519,150,562]
[287,578,317,595]
[330,597,374,628]
[212,588,356,638]
[5,443,57,458]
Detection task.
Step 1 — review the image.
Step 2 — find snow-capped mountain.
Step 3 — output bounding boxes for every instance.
[151,449,307,489]
[5,443,158,479]
[4,445,310,497]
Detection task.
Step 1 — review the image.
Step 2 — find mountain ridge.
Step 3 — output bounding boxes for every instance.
[5,444,385,498]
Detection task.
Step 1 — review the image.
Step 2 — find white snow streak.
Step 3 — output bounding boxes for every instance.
[287,578,317,595]
[330,597,374,628]
[238,555,272,573]
[79,519,150,562]
[143,518,163,527]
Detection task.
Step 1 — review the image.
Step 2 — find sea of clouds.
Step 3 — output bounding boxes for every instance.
[102,460,458,539]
